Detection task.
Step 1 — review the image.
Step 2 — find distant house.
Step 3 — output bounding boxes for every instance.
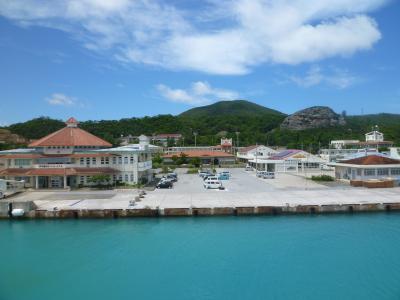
[152,134,182,146]
[328,154,400,182]
[330,129,393,150]
[163,150,235,165]
[247,149,326,172]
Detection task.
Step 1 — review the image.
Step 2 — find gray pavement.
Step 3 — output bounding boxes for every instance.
[5,168,400,211]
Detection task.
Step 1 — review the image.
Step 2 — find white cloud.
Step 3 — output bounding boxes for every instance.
[46,93,77,106]
[290,66,358,89]
[0,0,388,75]
[157,81,239,105]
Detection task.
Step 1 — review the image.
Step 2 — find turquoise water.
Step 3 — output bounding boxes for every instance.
[1,214,400,300]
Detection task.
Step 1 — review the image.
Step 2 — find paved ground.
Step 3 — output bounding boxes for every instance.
[9,190,139,210]
[5,168,400,210]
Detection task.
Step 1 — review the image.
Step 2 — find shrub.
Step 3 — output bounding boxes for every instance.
[187,168,199,174]
[311,175,335,182]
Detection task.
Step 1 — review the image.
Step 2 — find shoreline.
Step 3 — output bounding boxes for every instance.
[1,201,399,219]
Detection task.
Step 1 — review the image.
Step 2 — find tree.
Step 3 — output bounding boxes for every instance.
[88,175,111,187]
[176,153,188,165]
[189,157,201,167]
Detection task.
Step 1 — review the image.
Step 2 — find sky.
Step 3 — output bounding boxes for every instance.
[0,0,399,125]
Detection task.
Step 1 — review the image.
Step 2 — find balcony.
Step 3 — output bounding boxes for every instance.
[33,164,78,169]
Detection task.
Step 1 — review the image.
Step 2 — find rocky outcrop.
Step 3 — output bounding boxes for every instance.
[0,129,27,144]
[280,106,346,131]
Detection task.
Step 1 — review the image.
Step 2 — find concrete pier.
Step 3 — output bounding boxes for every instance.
[1,201,400,219]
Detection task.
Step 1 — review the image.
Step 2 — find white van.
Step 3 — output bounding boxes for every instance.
[256,170,268,178]
[204,179,222,189]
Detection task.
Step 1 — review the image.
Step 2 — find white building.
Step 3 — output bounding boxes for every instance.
[365,129,384,142]
[237,145,277,163]
[319,148,379,162]
[328,154,400,183]
[247,149,326,172]
[0,118,156,188]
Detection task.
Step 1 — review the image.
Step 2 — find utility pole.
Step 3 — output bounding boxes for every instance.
[235,131,240,154]
[194,132,198,147]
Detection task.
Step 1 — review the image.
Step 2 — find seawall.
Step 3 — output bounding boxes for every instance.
[1,202,399,219]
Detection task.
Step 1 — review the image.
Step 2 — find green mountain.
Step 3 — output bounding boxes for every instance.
[180,100,285,119]
[3,101,400,151]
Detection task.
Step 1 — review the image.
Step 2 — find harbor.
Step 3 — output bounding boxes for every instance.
[2,169,400,219]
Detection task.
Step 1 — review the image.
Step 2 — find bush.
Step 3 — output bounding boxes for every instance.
[311,175,335,182]
[187,168,199,174]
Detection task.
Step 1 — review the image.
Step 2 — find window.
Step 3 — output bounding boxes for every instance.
[364,169,376,176]
[377,168,389,176]
[124,157,128,164]
[124,174,129,182]
[14,159,31,167]
[391,168,400,175]
[86,158,90,165]
[130,156,134,164]
[101,157,105,165]
[118,157,122,164]
[113,175,117,181]
[92,157,96,165]
[118,175,122,181]
[80,158,84,165]
[130,174,134,182]
[80,176,85,184]
[112,157,117,165]
[357,169,362,176]
[105,157,109,165]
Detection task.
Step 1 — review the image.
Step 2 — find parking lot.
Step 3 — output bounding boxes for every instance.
[154,168,343,194]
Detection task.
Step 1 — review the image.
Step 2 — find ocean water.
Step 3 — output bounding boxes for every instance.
[1,214,400,300]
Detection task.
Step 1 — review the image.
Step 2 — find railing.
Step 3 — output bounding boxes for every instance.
[33,164,78,169]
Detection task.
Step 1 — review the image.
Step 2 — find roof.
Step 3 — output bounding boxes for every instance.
[269,149,302,160]
[28,118,112,148]
[341,155,400,165]
[0,153,114,159]
[163,151,234,158]
[153,134,182,138]
[238,145,258,154]
[0,167,117,176]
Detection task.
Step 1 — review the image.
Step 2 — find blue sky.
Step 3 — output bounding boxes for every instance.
[0,0,399,125]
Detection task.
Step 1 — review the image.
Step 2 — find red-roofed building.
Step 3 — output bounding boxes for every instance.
[163,150,235,165]
[328,154,400,182]
[0,118,156,189]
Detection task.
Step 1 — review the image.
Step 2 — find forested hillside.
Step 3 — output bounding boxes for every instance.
[2,101,400,150]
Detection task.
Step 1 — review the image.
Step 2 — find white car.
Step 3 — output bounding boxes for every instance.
[245,165,252,171]
[262,172,275,179]
[204,179,222,189]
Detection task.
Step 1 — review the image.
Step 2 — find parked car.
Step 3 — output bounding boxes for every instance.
[245,165,252,171]
[164,173,178,182]
[203,175,219,181]
[262,172,275,179]
[198,171,212,178]
[217,173,229,180]
[156,181,173,189]
[204,179,222,189]
[320,164,334,171]
[256,170,268,178]
[220,171,230,177]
